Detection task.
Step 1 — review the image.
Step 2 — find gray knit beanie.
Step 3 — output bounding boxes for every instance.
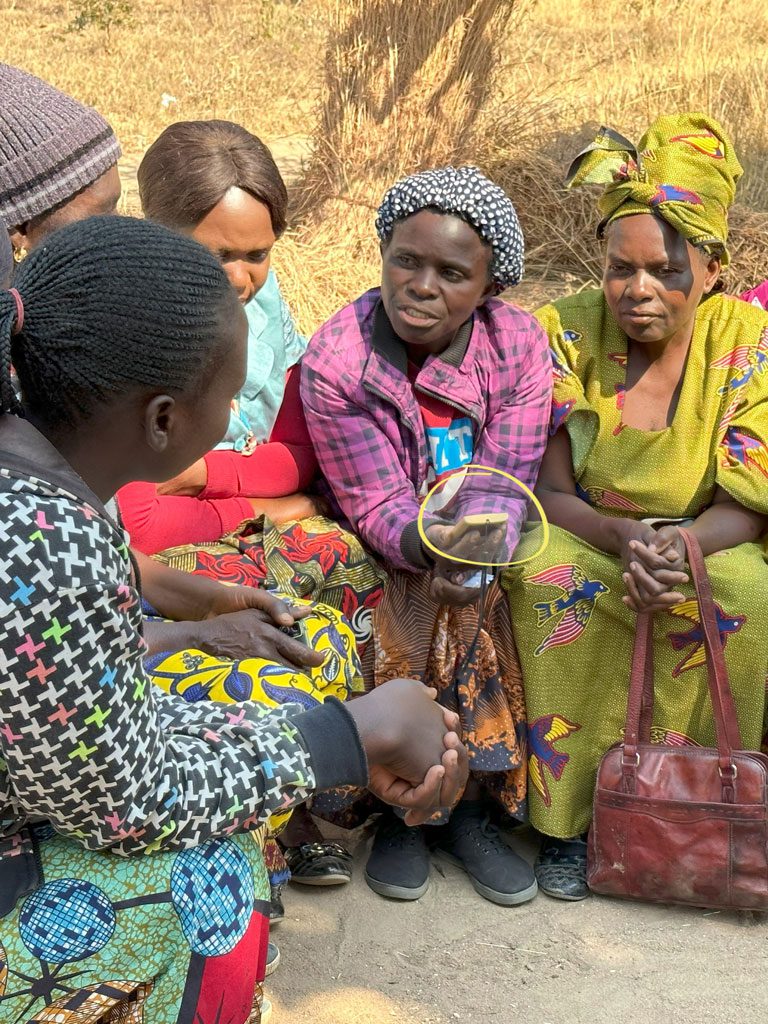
[0,226,12,287]
[0,63,121,226]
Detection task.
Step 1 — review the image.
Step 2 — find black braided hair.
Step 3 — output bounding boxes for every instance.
[0,215,239,427]
[0,293,20,417]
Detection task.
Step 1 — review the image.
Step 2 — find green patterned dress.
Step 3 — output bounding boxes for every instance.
[503,290,768,839]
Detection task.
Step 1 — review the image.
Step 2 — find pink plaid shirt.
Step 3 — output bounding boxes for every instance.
[301,289,552,571]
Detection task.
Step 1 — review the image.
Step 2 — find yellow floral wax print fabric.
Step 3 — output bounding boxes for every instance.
[146,599,363,833]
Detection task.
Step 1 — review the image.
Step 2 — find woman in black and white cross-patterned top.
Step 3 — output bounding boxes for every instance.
[0,216,465,1024]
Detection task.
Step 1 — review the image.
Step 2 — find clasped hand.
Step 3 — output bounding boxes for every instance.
[198,589,469,820]
[620,522,688,613]
[347,679,469,824]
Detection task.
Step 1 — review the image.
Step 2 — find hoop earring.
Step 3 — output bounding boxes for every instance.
[12,246,27,264]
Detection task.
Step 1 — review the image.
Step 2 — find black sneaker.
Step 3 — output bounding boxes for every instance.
[364,811,431,900]
[535,835,589,901]
[283,841,352,886]
[432,810,538,906]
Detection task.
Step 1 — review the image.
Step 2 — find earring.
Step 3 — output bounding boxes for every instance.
[13,246,27,264]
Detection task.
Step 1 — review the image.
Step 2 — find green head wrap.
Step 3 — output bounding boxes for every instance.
[566,113,742,266]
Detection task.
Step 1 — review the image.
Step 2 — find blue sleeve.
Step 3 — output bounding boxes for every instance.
[273,273,307,367]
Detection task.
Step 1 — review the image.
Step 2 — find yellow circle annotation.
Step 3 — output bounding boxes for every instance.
[416,463,550,568]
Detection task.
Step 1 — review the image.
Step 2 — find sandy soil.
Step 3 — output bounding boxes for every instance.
[268,825,768,1024]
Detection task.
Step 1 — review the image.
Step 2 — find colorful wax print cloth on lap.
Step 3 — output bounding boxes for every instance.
[373,572,527,815]
[149,519,382,860]
[152,514,385,662]
[146,598,364,835]
[0,826,269,1024]
[502,289,768,839]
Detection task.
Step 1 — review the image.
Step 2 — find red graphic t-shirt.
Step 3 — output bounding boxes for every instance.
[408,361,474,510]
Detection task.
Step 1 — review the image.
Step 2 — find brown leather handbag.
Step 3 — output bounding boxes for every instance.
[587,528,768,910]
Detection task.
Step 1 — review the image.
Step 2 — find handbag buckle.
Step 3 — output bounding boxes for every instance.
[622,751,640,769]
[718,763,738,780]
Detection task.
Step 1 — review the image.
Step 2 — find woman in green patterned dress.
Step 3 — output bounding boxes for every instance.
[503,113,768,900]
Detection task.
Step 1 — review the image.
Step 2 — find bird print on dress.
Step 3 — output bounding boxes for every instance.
[649,184,703,206]
[667,599,746,677]
[717,397,746,436]
[710,327,768,396]
[575,482,646,513]
[527,714,581,806]
[649,726,699,746]
[526,564,609,656]
[721,427,768,479]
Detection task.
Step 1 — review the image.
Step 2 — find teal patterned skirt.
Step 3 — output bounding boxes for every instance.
[0,824,269,1023]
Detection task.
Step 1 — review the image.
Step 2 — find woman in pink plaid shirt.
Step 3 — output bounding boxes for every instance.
[302,166,552,906]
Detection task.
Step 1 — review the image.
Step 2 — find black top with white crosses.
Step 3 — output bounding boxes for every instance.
[0,416,366,856]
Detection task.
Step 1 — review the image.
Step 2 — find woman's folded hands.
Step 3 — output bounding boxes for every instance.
[619,521,689,613]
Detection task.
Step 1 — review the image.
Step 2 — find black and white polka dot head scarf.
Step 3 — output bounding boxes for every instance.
[375,165,524,291]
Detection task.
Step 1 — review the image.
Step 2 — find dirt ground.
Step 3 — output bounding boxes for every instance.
[268,824,768,1024]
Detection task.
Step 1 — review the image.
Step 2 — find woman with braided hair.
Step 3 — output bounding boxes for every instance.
[0,214,467,1024]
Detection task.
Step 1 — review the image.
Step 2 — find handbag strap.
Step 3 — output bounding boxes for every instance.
[621,529,742,798]
[678,528,743,755]
[622,610,654,775]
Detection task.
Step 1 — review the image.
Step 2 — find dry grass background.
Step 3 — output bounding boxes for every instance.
[3,0,768,331]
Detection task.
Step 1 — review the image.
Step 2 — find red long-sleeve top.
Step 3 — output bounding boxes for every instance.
[118,366,317,554]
